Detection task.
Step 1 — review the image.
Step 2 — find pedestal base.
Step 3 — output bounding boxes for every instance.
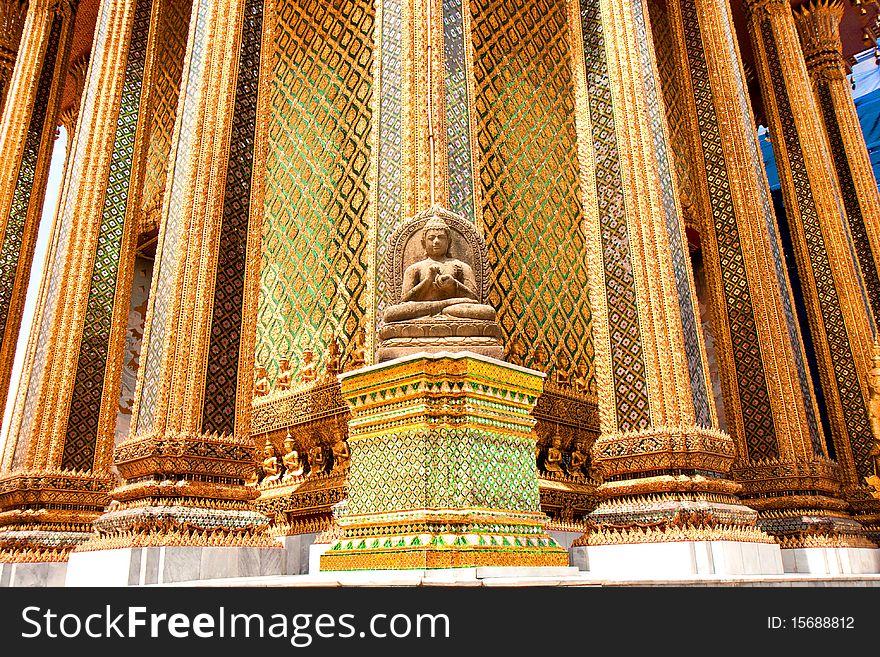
[320,352,567,571]
[781,547,880,574]
[0,561,68,587]
[65,545,286,586]
[573,540,784,577]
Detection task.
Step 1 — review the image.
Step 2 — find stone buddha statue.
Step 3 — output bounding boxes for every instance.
[378,206,503,361]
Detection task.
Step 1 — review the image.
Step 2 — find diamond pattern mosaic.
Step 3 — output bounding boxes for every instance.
[815,78,880,328]
[141,0,190,224]
[442,0,474,222]
[720,10,821,450]
[677,0,778,459]
[578,0,648,427]
[257,0,374,383]
[470,0,595,391]
[201,0,263,435]
[62,0,153,471]
[631,0,712,428]
[0,16,61,356]
[136,0,210,434]
[347,429,540,515]
[762,18,871,468]
[373,0,403,328]
[16,3,103,460]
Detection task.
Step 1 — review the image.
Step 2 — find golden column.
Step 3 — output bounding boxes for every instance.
[0,0,28,112]
[568,0,774,558]
[0,0,181,563]
[0,0,76,431]
[57,53,89,146]
[795,0,880,329]
[650,0,864,545]
[745,0,880,540]
[368,0,481,348]
[91,0,279,554]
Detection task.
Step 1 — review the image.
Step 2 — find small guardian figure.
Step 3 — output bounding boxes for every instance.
[301,348,317,384]
[325,338,342,378]
[331,438,351,472]
[569,439,589,479]
[276,356,292,391]
[254,363,270,397]
[309,443,328,475]
[348,326,367,370]
[260,440,282,484]
[281,431,304,481]
[543,435,566,475]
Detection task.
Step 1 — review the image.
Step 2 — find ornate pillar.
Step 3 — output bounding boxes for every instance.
[745,0,880,540]
[648,0,864,545]
[568,0,775,558]
[0,0,186,562]
[369,0,481,349]
[93,0,277,552]
[0,0,77,432]
[0,0,27,112]
[795,0,880,329]
[57,53,89,144]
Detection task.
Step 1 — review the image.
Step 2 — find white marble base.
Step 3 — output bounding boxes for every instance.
[781,547,880,575]
[279,533,319,575]
[573,541,784,578]
[0,561,68,587]
[549,530,588,570]
[64,545,286,586]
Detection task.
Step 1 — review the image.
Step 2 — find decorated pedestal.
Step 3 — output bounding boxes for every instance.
[320,352,568,570]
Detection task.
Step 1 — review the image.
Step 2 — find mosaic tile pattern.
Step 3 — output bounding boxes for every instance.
[374,0,403,329]
[61,0,153,471]
[136,0,210,434]
[578,0,648,426]
[815,78,880,328]
[16,3,113,460]
[0,16,62,384]
[762,18,871,467]
[257,0,374,382]
[141,0,190,223]
[442,0,474,221]
[200,0,263,435]
[471,0,596,391]
[720,9,822,451]
[631,0,712,428]
[347,429,540,515]
[678,0,778,459]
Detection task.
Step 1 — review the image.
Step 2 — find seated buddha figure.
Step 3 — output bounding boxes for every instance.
[383,216,496,324]
[378,208,504,361]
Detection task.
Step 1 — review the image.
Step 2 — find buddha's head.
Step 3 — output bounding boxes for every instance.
[422,216,451,258]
